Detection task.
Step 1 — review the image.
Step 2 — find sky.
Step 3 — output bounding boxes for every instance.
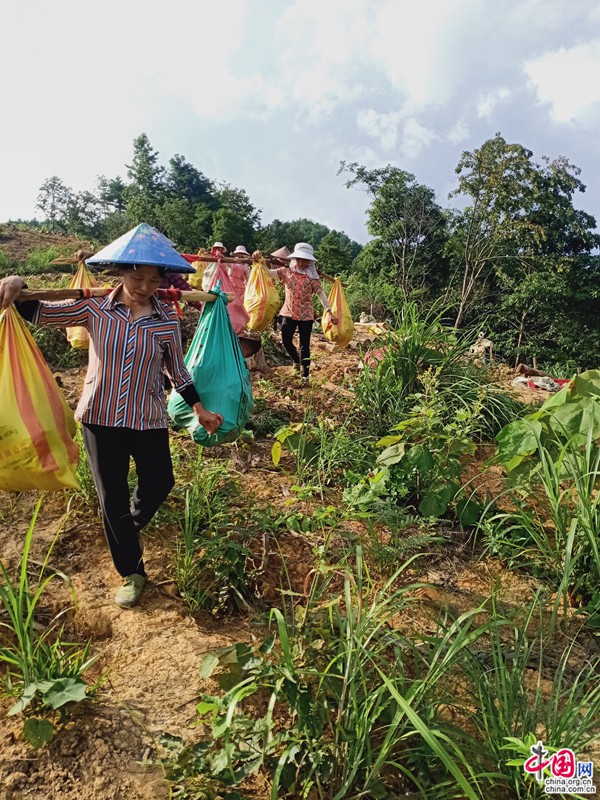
[2,0,600,244]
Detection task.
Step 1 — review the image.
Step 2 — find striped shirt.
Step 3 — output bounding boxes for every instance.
[32,287,195,430]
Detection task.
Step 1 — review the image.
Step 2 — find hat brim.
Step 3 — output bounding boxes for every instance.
[287,252,318,263]
[86,258,196,274]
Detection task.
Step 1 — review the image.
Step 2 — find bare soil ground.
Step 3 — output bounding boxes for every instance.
[0,225,89,265]
[0,322,594,799]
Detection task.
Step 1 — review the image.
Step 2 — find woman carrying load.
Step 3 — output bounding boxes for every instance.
[268,242,336,380]
[228,245,250,300]
[0,223,222,610]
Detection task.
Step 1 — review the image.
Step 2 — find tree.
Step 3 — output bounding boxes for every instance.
[258,218,361,262]
[447,133,544,326]
[97,175,127,213]
[155,198,213,251]
[166,155,217,207]
[340,163,448,296]
[36,176,72,233]
[124,133,166,225]
[216,184,261,227]
[63,190,102,238]
[210,207,257,251]
[450,133,600,365]
[315,231,357,277]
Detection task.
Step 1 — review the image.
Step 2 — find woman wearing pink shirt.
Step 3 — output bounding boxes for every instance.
[228,245,250,300]
[269,243,336,380]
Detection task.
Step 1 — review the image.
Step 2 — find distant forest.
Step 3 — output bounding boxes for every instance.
[13,132,600,368]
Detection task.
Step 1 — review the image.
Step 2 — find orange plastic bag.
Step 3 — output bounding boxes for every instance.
[66,261,98,349]
[0,307,79,491]
[244,257,280,332]
[322,279,354,348]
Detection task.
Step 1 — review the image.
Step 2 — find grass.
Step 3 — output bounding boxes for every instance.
[480,431,600,630]
[462,593,600,798]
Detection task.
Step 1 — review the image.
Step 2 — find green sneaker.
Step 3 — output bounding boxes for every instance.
[115,574,147,609]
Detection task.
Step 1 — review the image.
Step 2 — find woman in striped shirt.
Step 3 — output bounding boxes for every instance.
[0,264,222,610]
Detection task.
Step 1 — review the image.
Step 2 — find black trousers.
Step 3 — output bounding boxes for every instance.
[81,424,175,578]
[280,316,313,377]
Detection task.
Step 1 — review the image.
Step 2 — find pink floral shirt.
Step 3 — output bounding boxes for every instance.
[277,268,323,321]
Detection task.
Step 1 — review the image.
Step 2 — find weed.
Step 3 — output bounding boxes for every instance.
[345,369,485,523]
[481,431,600,630]
[247,397,290,438]
[31,326,87,369]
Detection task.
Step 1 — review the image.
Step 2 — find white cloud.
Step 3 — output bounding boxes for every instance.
[476,87,511,119]
[400,118,437,160]
[447,119,470,144]
[356,109,402,150]
[524,40,600,123]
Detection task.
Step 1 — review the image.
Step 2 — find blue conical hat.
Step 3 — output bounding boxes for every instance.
[86,223,195,273]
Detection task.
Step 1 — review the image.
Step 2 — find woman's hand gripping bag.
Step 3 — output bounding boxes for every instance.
[203,262,249,335]
[244,257,280,332]
[322,279,354,348]
[0,306,79,491]
[66,261,98,349]
[167,287,254,446]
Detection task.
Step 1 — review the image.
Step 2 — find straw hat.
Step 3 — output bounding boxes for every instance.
[287,242,318,263]
[212,241,226,251]
[86,223,195,273]
[233,245,250,255]
[271,245,291,259]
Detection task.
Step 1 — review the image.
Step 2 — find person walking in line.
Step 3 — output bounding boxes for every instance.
[228,245,251,300]
[269,242,336,380]
[0,224,223,610]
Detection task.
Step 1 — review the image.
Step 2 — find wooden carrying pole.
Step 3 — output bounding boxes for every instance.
[17,287,222,303]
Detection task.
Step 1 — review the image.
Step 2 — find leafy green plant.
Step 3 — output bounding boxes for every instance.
[346,370,484,523]
[0,501,97,747]
[493,369,600,483]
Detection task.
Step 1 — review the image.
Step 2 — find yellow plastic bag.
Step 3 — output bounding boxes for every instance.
[66,261,98,349]
[244,257,280,332]
[188,250,209,289]
[322,279,354,348]
[0,306,79,491]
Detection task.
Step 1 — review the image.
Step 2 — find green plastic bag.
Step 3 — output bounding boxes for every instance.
[168,286,254,446]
